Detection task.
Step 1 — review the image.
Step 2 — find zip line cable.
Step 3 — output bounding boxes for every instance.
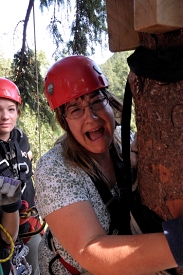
[32,1,41,158]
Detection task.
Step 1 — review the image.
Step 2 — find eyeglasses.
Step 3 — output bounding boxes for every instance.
[64,95,109,120]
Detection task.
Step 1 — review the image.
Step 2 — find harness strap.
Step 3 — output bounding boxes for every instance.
[14,140,27,182]
[0,159,9,174]
[48,230,80,275]
[58,257,80,275]
[0,129,27,182]
[18,201,45,243]
[0,142,13,178]
[91,175,131,235]
[121,80,132,210]
[89,144,131,235]
[49,254,60,275]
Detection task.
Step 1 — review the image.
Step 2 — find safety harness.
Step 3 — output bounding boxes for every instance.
[19,200,46,243]
[48,229,81,275]
[0,128,45,274]
[0,128,27,182]
[0,128,45,241]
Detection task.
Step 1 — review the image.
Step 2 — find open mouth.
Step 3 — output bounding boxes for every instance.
[86,126,104,141]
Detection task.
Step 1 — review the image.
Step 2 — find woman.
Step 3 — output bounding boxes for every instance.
[0,77,42,275]
[35,56,183,275]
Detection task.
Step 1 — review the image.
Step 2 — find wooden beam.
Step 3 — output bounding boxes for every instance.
[106,0,139,52]
[134,0,183,33]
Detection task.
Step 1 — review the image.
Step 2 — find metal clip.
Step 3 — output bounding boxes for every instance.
[18,162,27,172]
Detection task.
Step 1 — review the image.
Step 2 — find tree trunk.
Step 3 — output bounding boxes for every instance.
[15,0,34,84]
[128,29,183,275]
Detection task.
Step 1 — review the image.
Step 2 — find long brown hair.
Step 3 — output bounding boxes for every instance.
[55,88,123,180]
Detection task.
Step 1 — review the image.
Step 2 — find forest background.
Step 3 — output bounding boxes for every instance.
[0,0,136,171]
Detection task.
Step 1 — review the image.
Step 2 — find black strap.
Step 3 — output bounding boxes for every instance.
[47,229,58,275]
[121,80,133,220]
[0,141,13,178]
[47,230,81,275]
[90,145,131,235]
[0,129,27,182]
[127,45,183,83]
[14,140,27,182]
[93,176,127,235]
[49,254,60,275]
[111,145,131,235]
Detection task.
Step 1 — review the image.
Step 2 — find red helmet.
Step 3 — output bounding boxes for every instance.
[0,78,21,104]
[44,55,108,110]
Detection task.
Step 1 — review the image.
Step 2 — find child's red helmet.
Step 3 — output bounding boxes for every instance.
[44,55,108,110]
[0,78,22,104]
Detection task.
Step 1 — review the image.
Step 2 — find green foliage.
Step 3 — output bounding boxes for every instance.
[39,0,107,58]
[100,51,133,101]
[11,48,55,127]
[39,0,66,10]
[100,51,137,133]
[11,49,40,110]
[17,104,62,171]
[68,0,107,56]
[0,56,12,78]
[37,50,51,76]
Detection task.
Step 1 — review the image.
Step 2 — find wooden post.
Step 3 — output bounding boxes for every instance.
[134,0,183,33]
[106,0,139,52]
[106,0,183,52]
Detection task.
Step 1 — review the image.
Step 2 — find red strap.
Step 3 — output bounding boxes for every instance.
[59,255,80,275]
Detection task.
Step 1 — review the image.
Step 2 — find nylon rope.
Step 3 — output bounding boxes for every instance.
[32,1,41,158]
[0,224,14,263]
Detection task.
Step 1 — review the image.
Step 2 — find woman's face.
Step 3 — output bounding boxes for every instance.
[65,91,115,155]
[0,98,18,141]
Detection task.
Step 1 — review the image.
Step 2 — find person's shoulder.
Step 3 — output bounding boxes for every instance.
[114,126,121,138]
[14,127,28,140]
[37,142,63,167]
[35,142,70,183]
[15,128,30,150]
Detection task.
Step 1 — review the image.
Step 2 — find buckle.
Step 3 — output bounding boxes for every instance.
[0,159,9,172]
[0,159,9,167]
[18,162,27,172]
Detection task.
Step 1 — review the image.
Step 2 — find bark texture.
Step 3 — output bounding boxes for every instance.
[128,29,183,275]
